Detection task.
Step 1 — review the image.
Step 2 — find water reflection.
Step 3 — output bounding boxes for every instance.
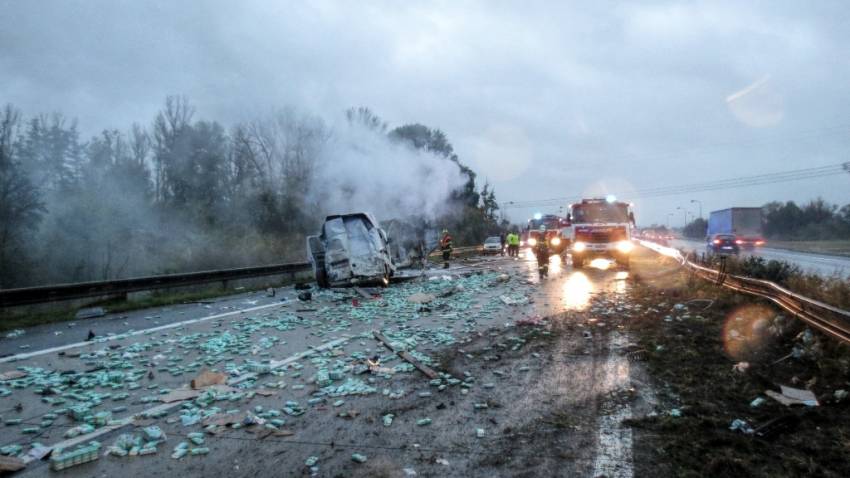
[563,271,593,310]
[614,271,629,294]
[589,258,613,270]
[549,254,562,275]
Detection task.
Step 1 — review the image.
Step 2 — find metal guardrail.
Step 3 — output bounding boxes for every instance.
[0,262,312,308]
[640,240,850,344]
[0,245,487,308]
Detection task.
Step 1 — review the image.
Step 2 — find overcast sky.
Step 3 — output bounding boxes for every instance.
[2,0,849,225]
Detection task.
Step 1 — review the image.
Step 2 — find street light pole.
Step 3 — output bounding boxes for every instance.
[690,199,702,219]
[676,206,687,227]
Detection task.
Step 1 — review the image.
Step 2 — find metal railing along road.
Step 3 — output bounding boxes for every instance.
[0,262,311,308]
[639,239,850,344]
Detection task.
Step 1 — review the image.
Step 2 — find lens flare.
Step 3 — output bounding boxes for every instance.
[563,271,593,310]
[722,304,775,361]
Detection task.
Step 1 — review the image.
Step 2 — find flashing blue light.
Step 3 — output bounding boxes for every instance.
[533,212,543,220]
[605,195,617,203]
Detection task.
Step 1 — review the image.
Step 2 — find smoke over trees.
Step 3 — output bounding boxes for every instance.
[0,98,502,288]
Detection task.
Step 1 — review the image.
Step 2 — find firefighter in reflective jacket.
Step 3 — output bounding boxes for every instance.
[533,225,550,278]
[440,229,453,269]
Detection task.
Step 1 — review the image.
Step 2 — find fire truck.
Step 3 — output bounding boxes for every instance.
[568,197,636,269]
[522,213,571,256]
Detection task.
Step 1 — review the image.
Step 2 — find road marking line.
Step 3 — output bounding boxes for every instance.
[592,332,634,478]
[0,302,289,364]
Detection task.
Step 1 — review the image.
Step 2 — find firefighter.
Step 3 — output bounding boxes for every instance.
[499,231,507,256]
[533,225,550,278]
[440,229,453,269]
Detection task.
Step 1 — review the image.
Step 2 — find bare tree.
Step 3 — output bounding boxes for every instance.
[0,104,45,287]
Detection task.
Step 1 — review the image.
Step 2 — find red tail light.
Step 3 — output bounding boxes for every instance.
[755,240,765,246]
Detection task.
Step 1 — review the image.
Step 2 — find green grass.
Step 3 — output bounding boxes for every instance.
[766,240,850,257]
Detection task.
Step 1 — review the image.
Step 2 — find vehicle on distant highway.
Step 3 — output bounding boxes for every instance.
[706,233,740,256]
[482,236,503,255]
[307,212,396,288]
[707,207,765,249]
[568,196,636,269]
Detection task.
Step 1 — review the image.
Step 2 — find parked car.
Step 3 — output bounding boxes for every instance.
[707,234,740,256]
[483,236,503,255]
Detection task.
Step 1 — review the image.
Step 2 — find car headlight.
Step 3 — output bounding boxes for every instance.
[550,237,561,246]
[616,240,634,253]
[520,241,525,246]
[528,238,537,246]
[573,241,586,252]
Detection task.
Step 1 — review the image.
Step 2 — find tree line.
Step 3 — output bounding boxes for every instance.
[0,99,502,289]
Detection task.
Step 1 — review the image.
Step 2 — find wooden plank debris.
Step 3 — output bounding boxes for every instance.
[372,330,439,379]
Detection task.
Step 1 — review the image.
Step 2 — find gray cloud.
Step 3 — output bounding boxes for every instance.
[2,0,850,225]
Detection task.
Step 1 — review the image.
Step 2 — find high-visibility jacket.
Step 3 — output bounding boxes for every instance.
[507,233,520,246]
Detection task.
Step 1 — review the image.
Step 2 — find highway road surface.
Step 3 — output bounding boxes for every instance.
[672,238,850,277]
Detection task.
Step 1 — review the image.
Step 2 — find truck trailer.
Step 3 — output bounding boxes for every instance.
[706,208,765,248]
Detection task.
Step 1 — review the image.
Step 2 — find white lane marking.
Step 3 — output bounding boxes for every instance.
[0,301,289,364]
[26,336,349,464]
[592,332,634,478]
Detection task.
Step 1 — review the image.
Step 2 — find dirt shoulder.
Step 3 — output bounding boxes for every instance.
[626,270,850,478]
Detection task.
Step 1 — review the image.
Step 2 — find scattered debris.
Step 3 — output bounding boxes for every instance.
[515,315,543,326]
[500,295,529,306]
[51,441,101,470]
[373,330,439,379]
[0,370,27,381]
[407,292,436,304]
[297,291,312,302]
[729,419,754,435]
[4,329,25,339]
[351,453,368,463]
[0,455,25,472]
[750,397,766,408]
[732,361,750,374]
[190,369,227,389]
[765,385,819,407]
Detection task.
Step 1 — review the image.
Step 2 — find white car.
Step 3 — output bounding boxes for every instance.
[483,236,503,254]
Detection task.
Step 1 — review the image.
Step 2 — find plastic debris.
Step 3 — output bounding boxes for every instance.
[305,456,319,467]
[382,414,394,427]
[475,428,485,438]
[351,453,368,463]
[51,441,101,470]
[750,397,766,408]
[765,385,819,407]
[416,418,432,426]
[729,419,754,435]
